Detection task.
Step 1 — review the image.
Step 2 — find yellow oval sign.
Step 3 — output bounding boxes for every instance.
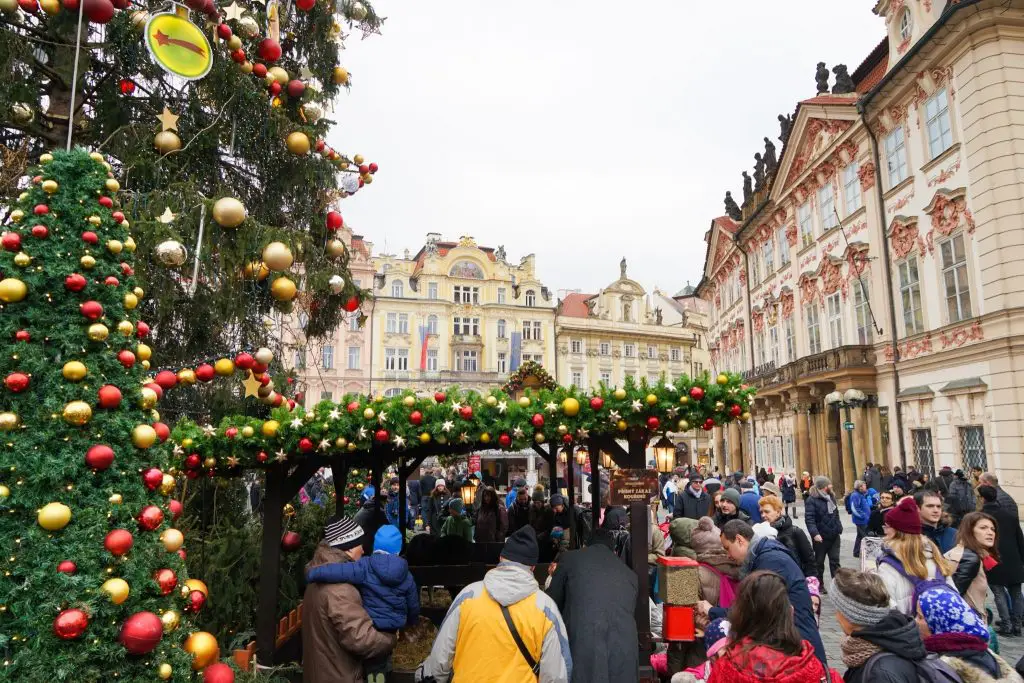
[145,13,213,80]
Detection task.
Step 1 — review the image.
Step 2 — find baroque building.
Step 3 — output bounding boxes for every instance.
[698,0,1024,499]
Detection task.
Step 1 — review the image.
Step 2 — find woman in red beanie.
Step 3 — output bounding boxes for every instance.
[870,496,954,615]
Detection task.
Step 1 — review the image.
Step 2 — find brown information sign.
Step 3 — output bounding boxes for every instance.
[609,468,659,505]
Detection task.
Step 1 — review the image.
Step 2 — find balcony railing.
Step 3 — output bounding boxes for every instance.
[743,345,875,391]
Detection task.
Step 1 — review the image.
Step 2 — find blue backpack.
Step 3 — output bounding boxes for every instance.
[876,550,951,613]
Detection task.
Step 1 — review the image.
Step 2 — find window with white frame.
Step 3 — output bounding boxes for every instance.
[819,184,838,231]
[805,304,822,355]
[599,341,610,356]
[497,319,506,339]
[571,339,583,354]
[391,280,404,298]
[497,287,506,304]
[454,317,480,336]
[455,349,478,372]
[624,343,636,358]
[294,348,306,368]
[525,290,536,307]
[427,282,438,300]
[453,286,479,305]
[732,271,742,303]
[769,325,780,366]
[426,348,438,371]
[826,292,843,349]
[784,316,795,362]
[844,162,862,214]
[926,89,953,159]
[854,281,873,345]
[384,347,409,371]
[670,347,681,362]
[756,330,767,365]
[322,346,334,369]
[899,257,925,335]
[427,314,438,335]
[798,201,814,247]
[750,254,760,284]
[778,226,791,266]
[899,9,912,41]
[532,321,542,340]
[320,390,332,401]
[647,345,656,358]
[885,127,908,187]
[694,362,703,375]
[523,321,534,340]
[386,312,397,334]
[398,313,409,334]
[941,234,971,323]
[571,371,583,388]
[383,388,402,398]
[347,346,360,369]
[349,314,360,332]
[762,238,774,274]
[497,352,507,374]
[600,371,611,386]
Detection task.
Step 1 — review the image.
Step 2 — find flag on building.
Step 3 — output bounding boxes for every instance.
[419,324,430,371]
[510,331,522,371]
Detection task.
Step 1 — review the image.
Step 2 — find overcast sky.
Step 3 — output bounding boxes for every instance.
[330,1,884,298]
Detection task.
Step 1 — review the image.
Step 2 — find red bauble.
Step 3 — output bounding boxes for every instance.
[281,531,302,552]
[434,392,447,403]
[184,453,201,469]
[343,295,360,312]
[64,273,87,292]
[14,330,30,342]
[177,549,187,561]
[409,410,423,426]
[589,396,605,411]
[647,416,660,430]
[1,232,21,252]
[117,350,136,368]
[459,405,473,420]
[138,505,164,531]
[104,276,120,286]
[4,372,29,393]
[286,79,305,97]
[225,427,238,439]
[33,204,49,215]
[358,164,369,175]
[97,384,122,409]
[374,429,389,443]
[105,529,134,556]
[343,495,351,504]
[135,321,150,338]
[119,611,163,654]
[235,352,254,369]
[195,364,215,382]
[187,589,206,613]
[57,560,77,574]
[120,261,133,275]
[729,404,742,418]
[216,22,232,39]
[85,444,115,470]
[185,469,199,480]
[295,0,313,9]
[145,383,164,400]
[154,370,177,390]
[689,386,705,401]
[80,301,103,320]
[204,662,236,683]
[531,413,544,428]
[17,0,37,13]
[257,37,281,61]
[326,211,343,231]
[298,437,314,453]
[54,608,88,640]
[154,568,177,595]
[81,231,98,244]
[230,48,246,64]
[562,434,573,444]
[142,467,163,490]
[83,0,115,24]
[31,224,48,239]
[252,63,268,78]
[168,499,183,520]
[111,210,125,223]
[498,433,512,448]
[98,196,113,208]
[703,418,716,431]
[268,82,282,97]
[369,162,379,174]
[252,361,268,374]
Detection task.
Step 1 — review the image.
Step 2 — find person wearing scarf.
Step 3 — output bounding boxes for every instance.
[918,585,1023,682]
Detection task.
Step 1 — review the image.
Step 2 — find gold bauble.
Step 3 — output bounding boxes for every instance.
[133,286,144,298]
[244,261,270,280]
[177,368,196,385]
[326,239,346,259]
[39,152,54,163]
[105,178,120,192]
[332,66,350,85]
[677,419,690,432]
[262,420,280,437]
[480,432,491,443]
[336,437,348,448]
[678,396,690,405]
[139,387,158,409]
[270,276,297,302]
[419,432,431,444]
[212,197,246,228]
[557,424,568,435]
[154,130,182,155]
[109,493,123,505]
[301,102,323,123]
[154,240,187,267]
[89,151,104,162]
[158,663,173,680]
[136,343,152,361]
[101,577,130,605]
[41,179,59,193]
[241,425,254,438]
[185,578,209,596]
[616,419,628,432]
[80,255,96,270]
[10,103,33,124]
[9,209,23,223]
[403,395,417,408]
[107,239,123,254]
[214,358,235,376]
[40,0,59,16]
[0,484,8,499]
[240,61,253,74]
[646,393,658,406]
[203,456,216,468]
[62,401,92,426]
[362,407,375,420]
[534,433,546,444]
[87,215,101,226]
[62,361,87,381]
[0,412,19,432]
[715,401,725,411]
[123,292,138,310]
[226,34,242,50]
[159,474,176,496]
[87,323,109,341]
[517,396,531,407]
[160,609,181,633]
[124,236,136,252]
[37,502,71,531]
[255,347,274,365]
[262,241,294,270]
[353,154,365,165]
[561,397,579,416]
[283,503,295,518]
[117,320,134,337]
[132,424,157,449]
[613,388,627,400]
[13,252,30,267]
[285,131,310,155]
[741,412,752,422]
[161,528,184,551]
[184,631,220,670]
[268,66,289,84]
[0,278,27,303]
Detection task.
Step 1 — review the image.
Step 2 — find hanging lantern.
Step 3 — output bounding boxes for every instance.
[575,446,588,466]
[459,483,475,507]
[600,450,614,470]
[652,436,677,474]
[558,450,567,464]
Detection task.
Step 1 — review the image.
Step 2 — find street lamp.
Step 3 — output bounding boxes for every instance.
[459,483,476,507]
[600,450,614,470]
[558,449,567,464]
[652,436,676,474]
[575,446,588,466]
[826,389,867,488]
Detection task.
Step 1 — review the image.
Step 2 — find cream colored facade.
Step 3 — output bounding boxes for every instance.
[369,234,556,395]
[698,0,1024,502]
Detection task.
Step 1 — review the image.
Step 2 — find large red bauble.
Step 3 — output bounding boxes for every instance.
[83,0,115,23]
[119,611,163,654]
[589,396,604,411]
[184,453,201,469]
[204,662,236,683]
[120,262,133,276]
[298,437,313,453]
[64,273,87,292]
[4,372,29,393]
[285,397,294,409]
[230,48,246,64]
[54,608,88,640]
[281,531,302,552]
[168,499,183,520]
[703,418,716,431]
[105,529,134,555]
[498,433,512,448]
[153,422,170,442]
[531,413,544,428]
[343,296,360,312]
[326,211,343,231]
[689,386,705,401]
[31,224,48,239]
[235,352,254,369]
[252,63,267,78]
[97,384,122,408]
[295,0,313,9]
[2,232,21,251]
[117,350,136,368]
[187,589,206,613]
[57,560,77,574]
[251,361,268,374]
[286,79,305,97]
[562,434,573,444]
[144,382,163,400]
[358,164,369,175]
[85,444,115,470]
[409,410,423,426]
[112,211,125,223]
[369,162,379,174]
[257,37,281,61]
[216,22,232,39]
[647,416,661,430]
[225,427,237,439]
[33,204,49,215]
[154,568,177,595]
[195,364,215,382]
[98,196,113,208]
[14,330,30,342]
[18,0,37,13]
[104,276,120,286]
[80,301,103,320]
[434,392,446,403]
[142,467,163,490]
[729,404,742,418]
[374,429,389,443]
[154,370,177,390]
[135,321,149,338]
[459,405,473,420]
[346,401,360,413]
[81,231,98,244]
[138,505,164,531]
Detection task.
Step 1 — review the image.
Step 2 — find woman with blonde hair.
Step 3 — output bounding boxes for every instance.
[871,496,954,615]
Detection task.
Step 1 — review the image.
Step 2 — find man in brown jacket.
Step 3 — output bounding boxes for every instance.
[302,514,397,683]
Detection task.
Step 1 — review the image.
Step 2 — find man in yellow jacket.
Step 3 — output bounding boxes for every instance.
[417,525,572,682]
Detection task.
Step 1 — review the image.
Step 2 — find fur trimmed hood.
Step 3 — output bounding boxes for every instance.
[942,653,1024,683]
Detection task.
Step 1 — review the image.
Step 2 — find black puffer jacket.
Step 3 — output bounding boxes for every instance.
[772,515,815,577]
[844,611,929,683]
[673,486,712,520]
[712,509,749,529]
[805,488,843,539]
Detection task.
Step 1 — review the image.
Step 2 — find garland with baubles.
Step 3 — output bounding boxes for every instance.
[502,359,556,393]
[170,374,755,474]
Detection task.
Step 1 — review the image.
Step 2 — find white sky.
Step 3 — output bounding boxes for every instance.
[329,1,884,297]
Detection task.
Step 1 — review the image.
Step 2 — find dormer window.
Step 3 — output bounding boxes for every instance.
[899,10,912,42]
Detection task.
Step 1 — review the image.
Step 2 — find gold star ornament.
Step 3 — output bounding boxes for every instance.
[242,370,262,398]
[157,107,179,132]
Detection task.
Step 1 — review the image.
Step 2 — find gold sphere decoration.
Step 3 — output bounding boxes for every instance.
[262,241,294,271]
[132,424,157,449]
[87,324,109,341]
[270,276,297,302]
[109,493,123,505]
[185,578,209,596]
[13,252,30,267]
[362,407,375,420]
[177,368,196,385]
[38,502,72,531]
[0,484,8,499]
[80,255,96,270]
[139,387,158,410]
[332,66,350,85]
[203,456,217,468]
[39,153,54,163]
[101,577,130,604]
[161,528,184,551]
[214,358,235,376]
[9,209,24,223]
[158,663,173,680]
[255,347,274,364]
[117,320,134,337]
[154,240,187,267]
[534,432,546,444]
[212,197,246,228]
[41,179,58,194]
[268,66,289,84]
[136,343,152,361]
[159,474,176,496]
[160,609,181,633]
[62,361,88,381]
[183,631,219,670]
[154,130,182,155]
[286,131,310,155]
[262,420,280,437]
[62,401,92,426]
[517,396,531,407]
[105,178,120,192]
[87,215,101,226]
[0,412,19,432]
[244,261,270,280]
[107,239,123,255]
[124,236,136,252]
[0,278,27,303]
[123,292,138,310]
[326,239,346,259]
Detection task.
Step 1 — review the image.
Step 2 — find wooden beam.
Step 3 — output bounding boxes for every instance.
[629,500,652,658]
[588,436,601,530]
[256,465,286,666]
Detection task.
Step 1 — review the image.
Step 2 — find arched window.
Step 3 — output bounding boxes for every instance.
[899,10,911,41]
[525,290,536,307]
[497,319,506,339]
[391,280,404,298]
[427,315,438,335]
[383,387,403,398]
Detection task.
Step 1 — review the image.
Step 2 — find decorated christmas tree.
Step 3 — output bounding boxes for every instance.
[0,150,223,682]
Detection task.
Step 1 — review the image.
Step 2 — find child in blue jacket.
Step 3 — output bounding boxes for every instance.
[306,524,420,682]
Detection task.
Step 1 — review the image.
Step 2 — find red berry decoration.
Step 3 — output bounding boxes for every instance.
[286,79,305,97]
[105,529,134,556]
[1,232,21,251]
[498,433,512,448]
[154,370,177,390]
[729,404,742,418]
[80,301,103,320]
[252,63,267,78]
[195,363,215,381]
[64,273,87,292]
[703,418,716,431]
[112,211,125,223]
[138,505,164,531]
[346,400,360,413]
[33,204,49,215]
[4,372,29,393]
[85,444,115,470]
[459,405,473,420]
[358,164,369,175]
[235,352,254,369]
[204,662,236,683]
[120,262,133,275]
[281,531,302,552]
[689,386,705,401]
[119,611,163,654]
[531,413,544,428]
[187,589,206,613]
[326,211,343,231]
[117,350,136,368]
[256,451,269,463]
[154,568,177,595]
[135,320,150,337]
[142,467,163,490]
[14,330,30,342]
[434,392,446,403]
[225,426,238,439]
[31,224,48,238]
[257,37,281,61]
[369,162,379,173]
[97,384,122,409]
[562,434,573,444]
[409,410,423,426]
[184,453,201,469]
[82,231,98,244]
[231,48,246,64]
[98,196,113,208]
[57,560,77,574]
[54,608,88,640]
[343,295,360,312]
[298,437,314,453]
[168,499,183,520]
[216,22,231,39]
[647,416,661,430]
[374,429,389,443]
[589,396,605,411]
[104,276,120,286]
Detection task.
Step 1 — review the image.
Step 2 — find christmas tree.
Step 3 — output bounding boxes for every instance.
[0,150,220,682]
[0,0,381,424]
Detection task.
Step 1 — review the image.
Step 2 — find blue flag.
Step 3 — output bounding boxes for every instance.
[510,331,522,371]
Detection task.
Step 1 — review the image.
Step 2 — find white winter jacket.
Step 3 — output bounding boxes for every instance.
[871,542,954,615]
